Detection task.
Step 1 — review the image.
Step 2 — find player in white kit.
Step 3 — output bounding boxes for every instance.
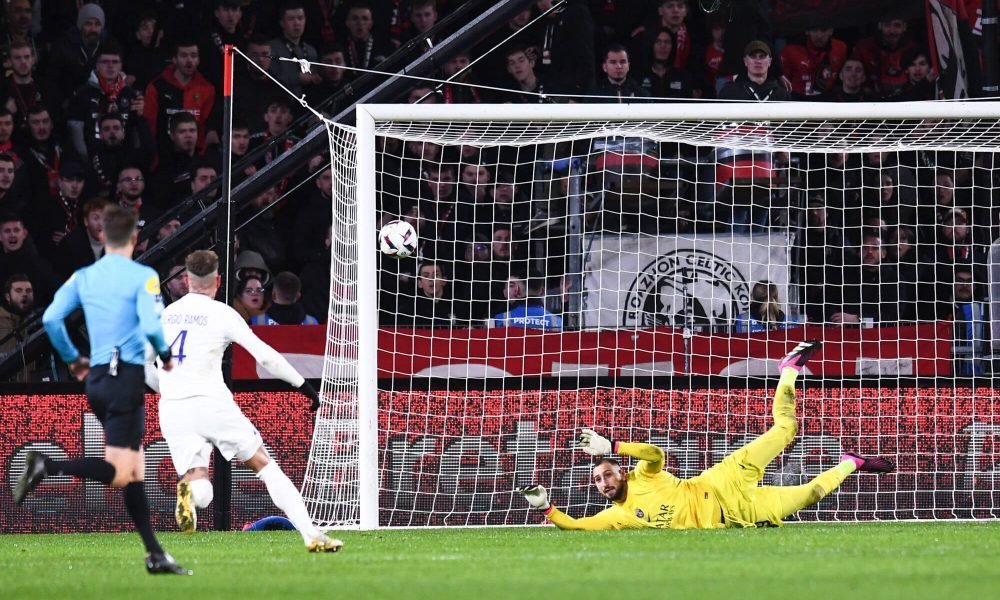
[149,250,342,553]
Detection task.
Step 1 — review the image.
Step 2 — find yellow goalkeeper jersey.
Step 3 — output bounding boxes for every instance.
[545,442,725,530]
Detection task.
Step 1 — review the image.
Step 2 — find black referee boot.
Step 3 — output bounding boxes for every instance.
[146,552,193,575]
[13,451,47,504]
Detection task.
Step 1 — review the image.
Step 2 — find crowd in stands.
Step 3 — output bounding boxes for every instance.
[0,0,989,380]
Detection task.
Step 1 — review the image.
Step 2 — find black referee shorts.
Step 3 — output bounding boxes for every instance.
[86,363,147,450]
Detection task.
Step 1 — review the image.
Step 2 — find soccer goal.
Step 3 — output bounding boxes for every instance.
[303,101,1000,529]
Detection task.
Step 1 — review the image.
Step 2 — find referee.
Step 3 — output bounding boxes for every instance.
[15,204,191,575]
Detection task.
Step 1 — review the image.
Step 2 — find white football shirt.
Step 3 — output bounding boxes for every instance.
[157,292,305,402]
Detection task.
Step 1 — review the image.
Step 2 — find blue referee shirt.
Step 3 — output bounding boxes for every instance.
[43,254,170,366]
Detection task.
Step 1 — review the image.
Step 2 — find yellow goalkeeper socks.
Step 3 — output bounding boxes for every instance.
[772,368,799,427]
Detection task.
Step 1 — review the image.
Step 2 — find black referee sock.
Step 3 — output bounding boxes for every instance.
[123,482,164,555]
[43,457,115,484]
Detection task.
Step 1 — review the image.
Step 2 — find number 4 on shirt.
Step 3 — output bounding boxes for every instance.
[169,330,188,364]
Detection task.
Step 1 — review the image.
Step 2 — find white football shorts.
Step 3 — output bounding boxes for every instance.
[159,397,263,475]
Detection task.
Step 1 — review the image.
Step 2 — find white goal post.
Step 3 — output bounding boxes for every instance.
[305,101,1000,530]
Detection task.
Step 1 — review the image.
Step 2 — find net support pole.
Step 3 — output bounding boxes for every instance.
[213,43,237,531]
[355,106,379,530]
[983,0,999,94]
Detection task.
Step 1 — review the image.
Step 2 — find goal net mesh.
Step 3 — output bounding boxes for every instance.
[307,108,1000,528]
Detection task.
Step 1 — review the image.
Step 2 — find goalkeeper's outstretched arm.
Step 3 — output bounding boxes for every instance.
[517,486,619,530]
[579,428,665,476]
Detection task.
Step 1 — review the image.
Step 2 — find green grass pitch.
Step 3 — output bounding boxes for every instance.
[2,523,999,599]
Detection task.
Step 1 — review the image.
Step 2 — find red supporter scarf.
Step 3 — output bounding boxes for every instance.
[99,74,125,103]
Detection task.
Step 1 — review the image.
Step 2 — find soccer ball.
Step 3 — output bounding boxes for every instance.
[379,220,418,259]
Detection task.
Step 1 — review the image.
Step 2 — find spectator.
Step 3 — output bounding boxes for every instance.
[400,0,441,49]
[235,249,272,287]
[896,46,938,101]
[123,11,166,92]
[780,24,847,99]
[589,44,649,102]
[238,185,287,270]
[232,275,268,322]
[0,108,23,167]
[144,40,218,154]
[887,225,933,321]
[493,275,562,331]
[439,50,481,104]
[57,196,105,277]
[487,170,531,233]
[189,161,220,201]
[198,0,249,93]
[341,1,389,82]
[88,113,154,196]
[22,106,65,203]
[500,44,553,103]
[476,8,535,89]
[941,265,988,375]
[248,96,297,167]
[299,225,331,323]
[936,207,987,286]
[820,58,871,102]
[852,15,916,98]
[733,281,798,333]
[310,45,347,103]
[526,0,595,97]
[26,160,86,263]
[719,40,790,101]
[3,41,59,133]
[637,28,698,99]
[270,1,322,97]
[451,235,493,323]
[0,153,23,216]
[46,3,107,106]
[115,165,155,227]
[250,271,319,325]
[152,111,199,204]
[291,167,332,268]
[0,1,37,73]
[162,262,189,306]
[633,0,697,72]
[0,273,35,356]
[396,260,455,327]
[702,12,726,91]
[825,229,901,325]
[0,214,59,305]
[66,41,146,160]
[234,35,277,133]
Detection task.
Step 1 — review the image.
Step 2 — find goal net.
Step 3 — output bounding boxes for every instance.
[305,102,1000,529]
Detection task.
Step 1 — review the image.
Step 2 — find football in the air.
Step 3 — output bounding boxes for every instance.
[379,219,418,259]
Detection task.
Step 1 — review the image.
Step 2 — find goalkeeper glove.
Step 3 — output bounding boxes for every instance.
[299,380,321,411]
[578,428,613,456]
[517,485,550,511]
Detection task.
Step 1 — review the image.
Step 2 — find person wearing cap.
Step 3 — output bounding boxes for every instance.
[46,3,107,106]
[235,249,272,288]
[719,40,789,101]
[779,24,847,99]
[25,159,87,262]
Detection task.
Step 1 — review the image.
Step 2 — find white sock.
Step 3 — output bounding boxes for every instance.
[256,462,321,543]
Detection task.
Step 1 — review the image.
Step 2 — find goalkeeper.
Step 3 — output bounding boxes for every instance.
[519,341,894,529]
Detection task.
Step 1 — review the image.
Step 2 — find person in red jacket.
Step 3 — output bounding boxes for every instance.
[780,25,847,99]
[851,15,915,99]
[143,40,218,155]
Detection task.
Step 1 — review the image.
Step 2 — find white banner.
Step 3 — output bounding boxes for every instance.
[582,233,792,329]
